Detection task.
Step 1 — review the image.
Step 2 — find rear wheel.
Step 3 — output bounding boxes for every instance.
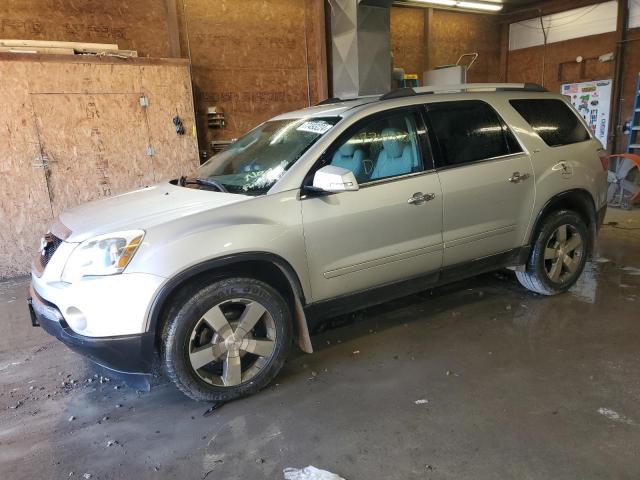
[162,277,292,402]
[516,210,588,295]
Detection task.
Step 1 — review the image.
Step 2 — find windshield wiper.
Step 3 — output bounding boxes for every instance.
[196,177,228,192]
[178,176,228,193]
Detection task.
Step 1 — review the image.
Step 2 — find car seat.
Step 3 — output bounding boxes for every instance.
[371,128,418,180]
[332,143,366,179]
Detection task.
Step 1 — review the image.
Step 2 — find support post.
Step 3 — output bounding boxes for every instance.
[610,0,628,152]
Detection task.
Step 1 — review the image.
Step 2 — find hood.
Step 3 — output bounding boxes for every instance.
[59,183,249,242]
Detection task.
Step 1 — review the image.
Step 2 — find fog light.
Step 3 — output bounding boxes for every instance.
[65,307,87,332]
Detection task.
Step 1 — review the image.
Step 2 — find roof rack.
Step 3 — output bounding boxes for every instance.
[379,83,547,100]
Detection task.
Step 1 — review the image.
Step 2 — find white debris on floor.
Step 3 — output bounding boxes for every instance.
[283,466,346,480]
[597,408,635,426]
[621,266,640,276]
[414,399,429,405]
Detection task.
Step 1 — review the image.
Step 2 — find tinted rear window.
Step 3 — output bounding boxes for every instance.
[510,99,591,147]
[427,100,522,167]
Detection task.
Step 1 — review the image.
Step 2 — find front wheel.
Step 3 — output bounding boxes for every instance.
[162,277,292,402]
[516,210,588,295]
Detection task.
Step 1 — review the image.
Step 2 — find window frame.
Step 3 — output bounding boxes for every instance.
[508,98,593,148]
[423,99,526,171]
[301,105,436,191]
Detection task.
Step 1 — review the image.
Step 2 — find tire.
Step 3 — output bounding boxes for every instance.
[516,210,588,296]
[162,277,292,402]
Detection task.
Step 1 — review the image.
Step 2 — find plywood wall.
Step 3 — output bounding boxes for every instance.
[507,32,616,97]
[390,6,501,84]
[0,55,199,278]
[0,0,172,57]
[391,7,427,80]
[430,9,501,83]
[175,0,327,152]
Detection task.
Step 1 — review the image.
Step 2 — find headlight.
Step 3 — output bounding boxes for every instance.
[62,230,145,282]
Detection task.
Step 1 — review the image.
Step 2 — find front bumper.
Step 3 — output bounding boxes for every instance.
[29,286,155,374]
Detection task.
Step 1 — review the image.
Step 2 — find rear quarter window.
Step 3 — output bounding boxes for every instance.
[509,99,591,147]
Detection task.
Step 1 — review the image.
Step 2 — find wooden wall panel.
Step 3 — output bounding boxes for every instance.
[0,61,53,279]
[430,10,501,83]
[31,93,154,217]
[390,6,501,84]
[507,32,616,95]
[178,0,326,151]
[0,56,199,278]
[391,7,427,80]
[140,64,200,181]
[0,0,171,57]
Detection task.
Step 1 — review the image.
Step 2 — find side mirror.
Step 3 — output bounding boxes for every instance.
[311,165,359,193]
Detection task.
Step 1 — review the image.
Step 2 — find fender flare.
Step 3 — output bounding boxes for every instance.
[528,188,597,256]
[145,252,313,353]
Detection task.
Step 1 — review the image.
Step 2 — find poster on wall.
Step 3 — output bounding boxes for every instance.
[561,79,612,149]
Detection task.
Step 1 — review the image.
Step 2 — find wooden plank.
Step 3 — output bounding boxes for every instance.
[0,52,188,67]
[163,0,182,57]
[0,39,119,51]
[0,46,75,55]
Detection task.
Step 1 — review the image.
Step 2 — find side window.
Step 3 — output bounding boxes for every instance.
[510,99,591,147]
[426,100,521,168]
[330,111,424,183]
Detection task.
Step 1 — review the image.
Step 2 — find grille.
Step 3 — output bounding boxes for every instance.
[40,234,62,270]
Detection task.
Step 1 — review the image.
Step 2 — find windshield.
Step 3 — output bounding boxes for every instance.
[194,117,340,195]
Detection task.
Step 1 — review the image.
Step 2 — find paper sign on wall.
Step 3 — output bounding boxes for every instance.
[561,79,612,148]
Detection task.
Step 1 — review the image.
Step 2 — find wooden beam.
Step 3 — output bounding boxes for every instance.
[424,7,434,73]
[164,0,182,58]
[309,0,328,102]
[499,22,509,82]
[609,0,629,152]
[504,0,605,24]
[0,39,118,51]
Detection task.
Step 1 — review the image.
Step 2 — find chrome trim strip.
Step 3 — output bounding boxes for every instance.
[323,243,443,279]
[445,224,516,248]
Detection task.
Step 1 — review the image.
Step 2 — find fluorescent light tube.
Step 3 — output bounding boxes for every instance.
[456,1,503,11]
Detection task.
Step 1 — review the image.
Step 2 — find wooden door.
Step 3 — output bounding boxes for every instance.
[31,93,154,217]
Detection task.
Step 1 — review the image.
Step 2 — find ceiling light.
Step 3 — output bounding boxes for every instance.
[412,0,457,6]
[457,1,503,11]
[407,0,503,12]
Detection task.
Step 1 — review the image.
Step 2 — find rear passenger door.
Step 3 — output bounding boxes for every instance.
[424,100,535,267]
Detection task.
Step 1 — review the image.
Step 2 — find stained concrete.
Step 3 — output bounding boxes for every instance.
[1,210,639,480]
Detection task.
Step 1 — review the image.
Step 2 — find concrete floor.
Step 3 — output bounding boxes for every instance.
[1,210,639,480]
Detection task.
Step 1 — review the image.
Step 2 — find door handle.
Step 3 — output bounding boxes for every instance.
[407,192,435,205]
[509,172,530,183]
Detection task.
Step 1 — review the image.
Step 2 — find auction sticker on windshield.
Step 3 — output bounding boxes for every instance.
[296,120,333,135]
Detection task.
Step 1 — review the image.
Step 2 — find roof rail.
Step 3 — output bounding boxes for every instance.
[315,97,343,106]
[379,82,547,100]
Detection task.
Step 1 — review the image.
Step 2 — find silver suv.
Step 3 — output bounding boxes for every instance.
[29,83,608,401]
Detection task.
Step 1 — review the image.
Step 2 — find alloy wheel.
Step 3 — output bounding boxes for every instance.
[543,224,584,283]
[188,298,276,387]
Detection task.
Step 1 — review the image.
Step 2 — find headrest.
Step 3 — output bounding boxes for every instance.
[381,128,406,158]
[338,142,356,157]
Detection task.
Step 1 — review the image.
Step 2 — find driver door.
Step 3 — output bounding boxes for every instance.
[300,108,443,303]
